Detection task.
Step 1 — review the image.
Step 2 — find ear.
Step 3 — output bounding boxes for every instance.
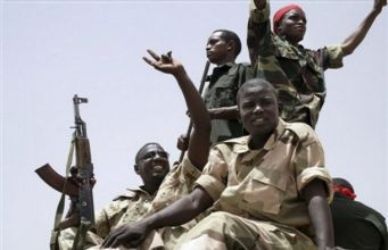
[134,164,140,174]
[226,40,235,52]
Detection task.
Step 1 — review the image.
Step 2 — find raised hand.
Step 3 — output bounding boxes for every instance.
[374,0,387,13]
[143,49,184,77]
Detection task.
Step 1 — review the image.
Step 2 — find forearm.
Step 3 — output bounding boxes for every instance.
[303,180,334,249]
[341,9,381,56]
[174,68,210,133]
[143,188,213,231]
[208,106,239,120]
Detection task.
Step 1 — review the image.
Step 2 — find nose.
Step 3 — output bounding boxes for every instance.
[253,104,263,114]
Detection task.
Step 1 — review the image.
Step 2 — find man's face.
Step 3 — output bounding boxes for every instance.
[277,9,307,44]
[206,31,231,65]
[238,84,279,137]
[136,144,170,186]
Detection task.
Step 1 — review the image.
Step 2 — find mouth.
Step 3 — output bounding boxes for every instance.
[151,162,168,176]
[250,116,266,126]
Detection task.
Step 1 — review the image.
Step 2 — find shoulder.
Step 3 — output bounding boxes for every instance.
[283,121,318,144]
[112,188,141,201]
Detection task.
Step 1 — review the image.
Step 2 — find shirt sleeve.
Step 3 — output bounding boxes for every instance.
[293,130,333,200]
[319,45,344,69]
[247,0,273,64]
[195,148,229,201]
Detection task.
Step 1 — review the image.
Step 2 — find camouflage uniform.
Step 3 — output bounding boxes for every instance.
[247,0,344,127]
[59,154,202,250]
[58,188,154,250]
[177,119,333,249]
[146,153,203,250]
[203,63,252,143]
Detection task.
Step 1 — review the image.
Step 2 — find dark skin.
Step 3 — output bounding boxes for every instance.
[254,0,386,54]
[205,31,241,121]
[102,79,333,249]
[100,50,211,248]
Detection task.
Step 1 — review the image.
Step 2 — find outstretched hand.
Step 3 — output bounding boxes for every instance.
[101,221,150,249]
[143,49,184,76]
[374,0,387,13]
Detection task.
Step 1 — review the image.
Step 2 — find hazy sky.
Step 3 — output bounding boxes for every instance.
[2,0,387,249]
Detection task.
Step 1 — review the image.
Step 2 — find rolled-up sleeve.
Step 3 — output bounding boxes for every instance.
[249,0,270,24]
[294,134,333,200]
[195,148,228,201]
[322,45,344,69]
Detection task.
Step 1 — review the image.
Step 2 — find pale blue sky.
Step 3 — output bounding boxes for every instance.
[2,0,387,249]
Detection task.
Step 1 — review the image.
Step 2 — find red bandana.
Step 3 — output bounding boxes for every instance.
[273,4,304,34]
[334,184,357,200]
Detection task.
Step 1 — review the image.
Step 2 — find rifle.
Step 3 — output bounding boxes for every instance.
[35,95,95,250]
[178,60,210,162]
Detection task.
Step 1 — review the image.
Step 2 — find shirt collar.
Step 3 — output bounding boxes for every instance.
[229,118,286,155]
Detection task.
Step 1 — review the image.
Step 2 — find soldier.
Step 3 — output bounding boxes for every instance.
[247,0,386,127]
[331,177,388,250]
[203,29,253,143]
[58,49,211,250]
[102,78,335,250]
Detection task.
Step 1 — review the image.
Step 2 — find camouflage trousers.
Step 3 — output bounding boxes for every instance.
[175,211,316,250]
[58,227,164,250]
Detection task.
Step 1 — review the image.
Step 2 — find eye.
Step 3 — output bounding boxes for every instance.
[241,101,255,109]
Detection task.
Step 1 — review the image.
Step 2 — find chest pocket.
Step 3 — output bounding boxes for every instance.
[212,74,239,107]
[241,167,288,215]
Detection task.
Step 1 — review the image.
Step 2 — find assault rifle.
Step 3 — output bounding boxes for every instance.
[35,95,95,250]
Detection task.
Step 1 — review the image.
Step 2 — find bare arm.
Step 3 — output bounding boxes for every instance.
[143,50,211,168]
[302,179,334,250]
[341,0,386,56]
[101,187,213,248]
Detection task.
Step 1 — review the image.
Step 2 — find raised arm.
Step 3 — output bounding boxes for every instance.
[302,179,335,250]
[247,0,272,65]
[143,50,211,168]
[341,0,386,56]
[101,187,213,248]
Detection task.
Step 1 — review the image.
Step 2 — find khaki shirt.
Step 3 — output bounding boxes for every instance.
[248,0,344,127]
[196,119,332,233]
[95,188,154,239]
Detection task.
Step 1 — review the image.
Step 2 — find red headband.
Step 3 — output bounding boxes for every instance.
[273,4,304,34]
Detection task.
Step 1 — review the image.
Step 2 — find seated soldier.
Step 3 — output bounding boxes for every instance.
[331,177,388,250]
[58,50,211,250]
[102,78,335,250]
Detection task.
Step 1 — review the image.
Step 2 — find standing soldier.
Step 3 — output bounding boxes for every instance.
[247,0,386,127]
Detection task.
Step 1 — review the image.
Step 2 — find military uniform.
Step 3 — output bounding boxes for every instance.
[331,193,388,250]
[59,154,202,250]
[203,63,252,143]
[247,0,344,127]
[177,119,333,249]
[58,188,154,250]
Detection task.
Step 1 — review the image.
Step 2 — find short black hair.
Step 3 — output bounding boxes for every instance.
[135,142,164,165]
[212,29,242,57]
[237,78,277,104]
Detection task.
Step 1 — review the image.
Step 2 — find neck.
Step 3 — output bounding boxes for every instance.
[142,180,162,195]
[248,132,271,150]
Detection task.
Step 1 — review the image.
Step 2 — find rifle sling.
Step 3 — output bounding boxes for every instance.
[50,134,75,250]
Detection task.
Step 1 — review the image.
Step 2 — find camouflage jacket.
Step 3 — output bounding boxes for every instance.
[247,0,344,127]
[94,187,154,239]
[203,62,252,143]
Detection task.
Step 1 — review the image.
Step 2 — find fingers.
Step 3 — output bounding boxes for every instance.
[147,49,160,61]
